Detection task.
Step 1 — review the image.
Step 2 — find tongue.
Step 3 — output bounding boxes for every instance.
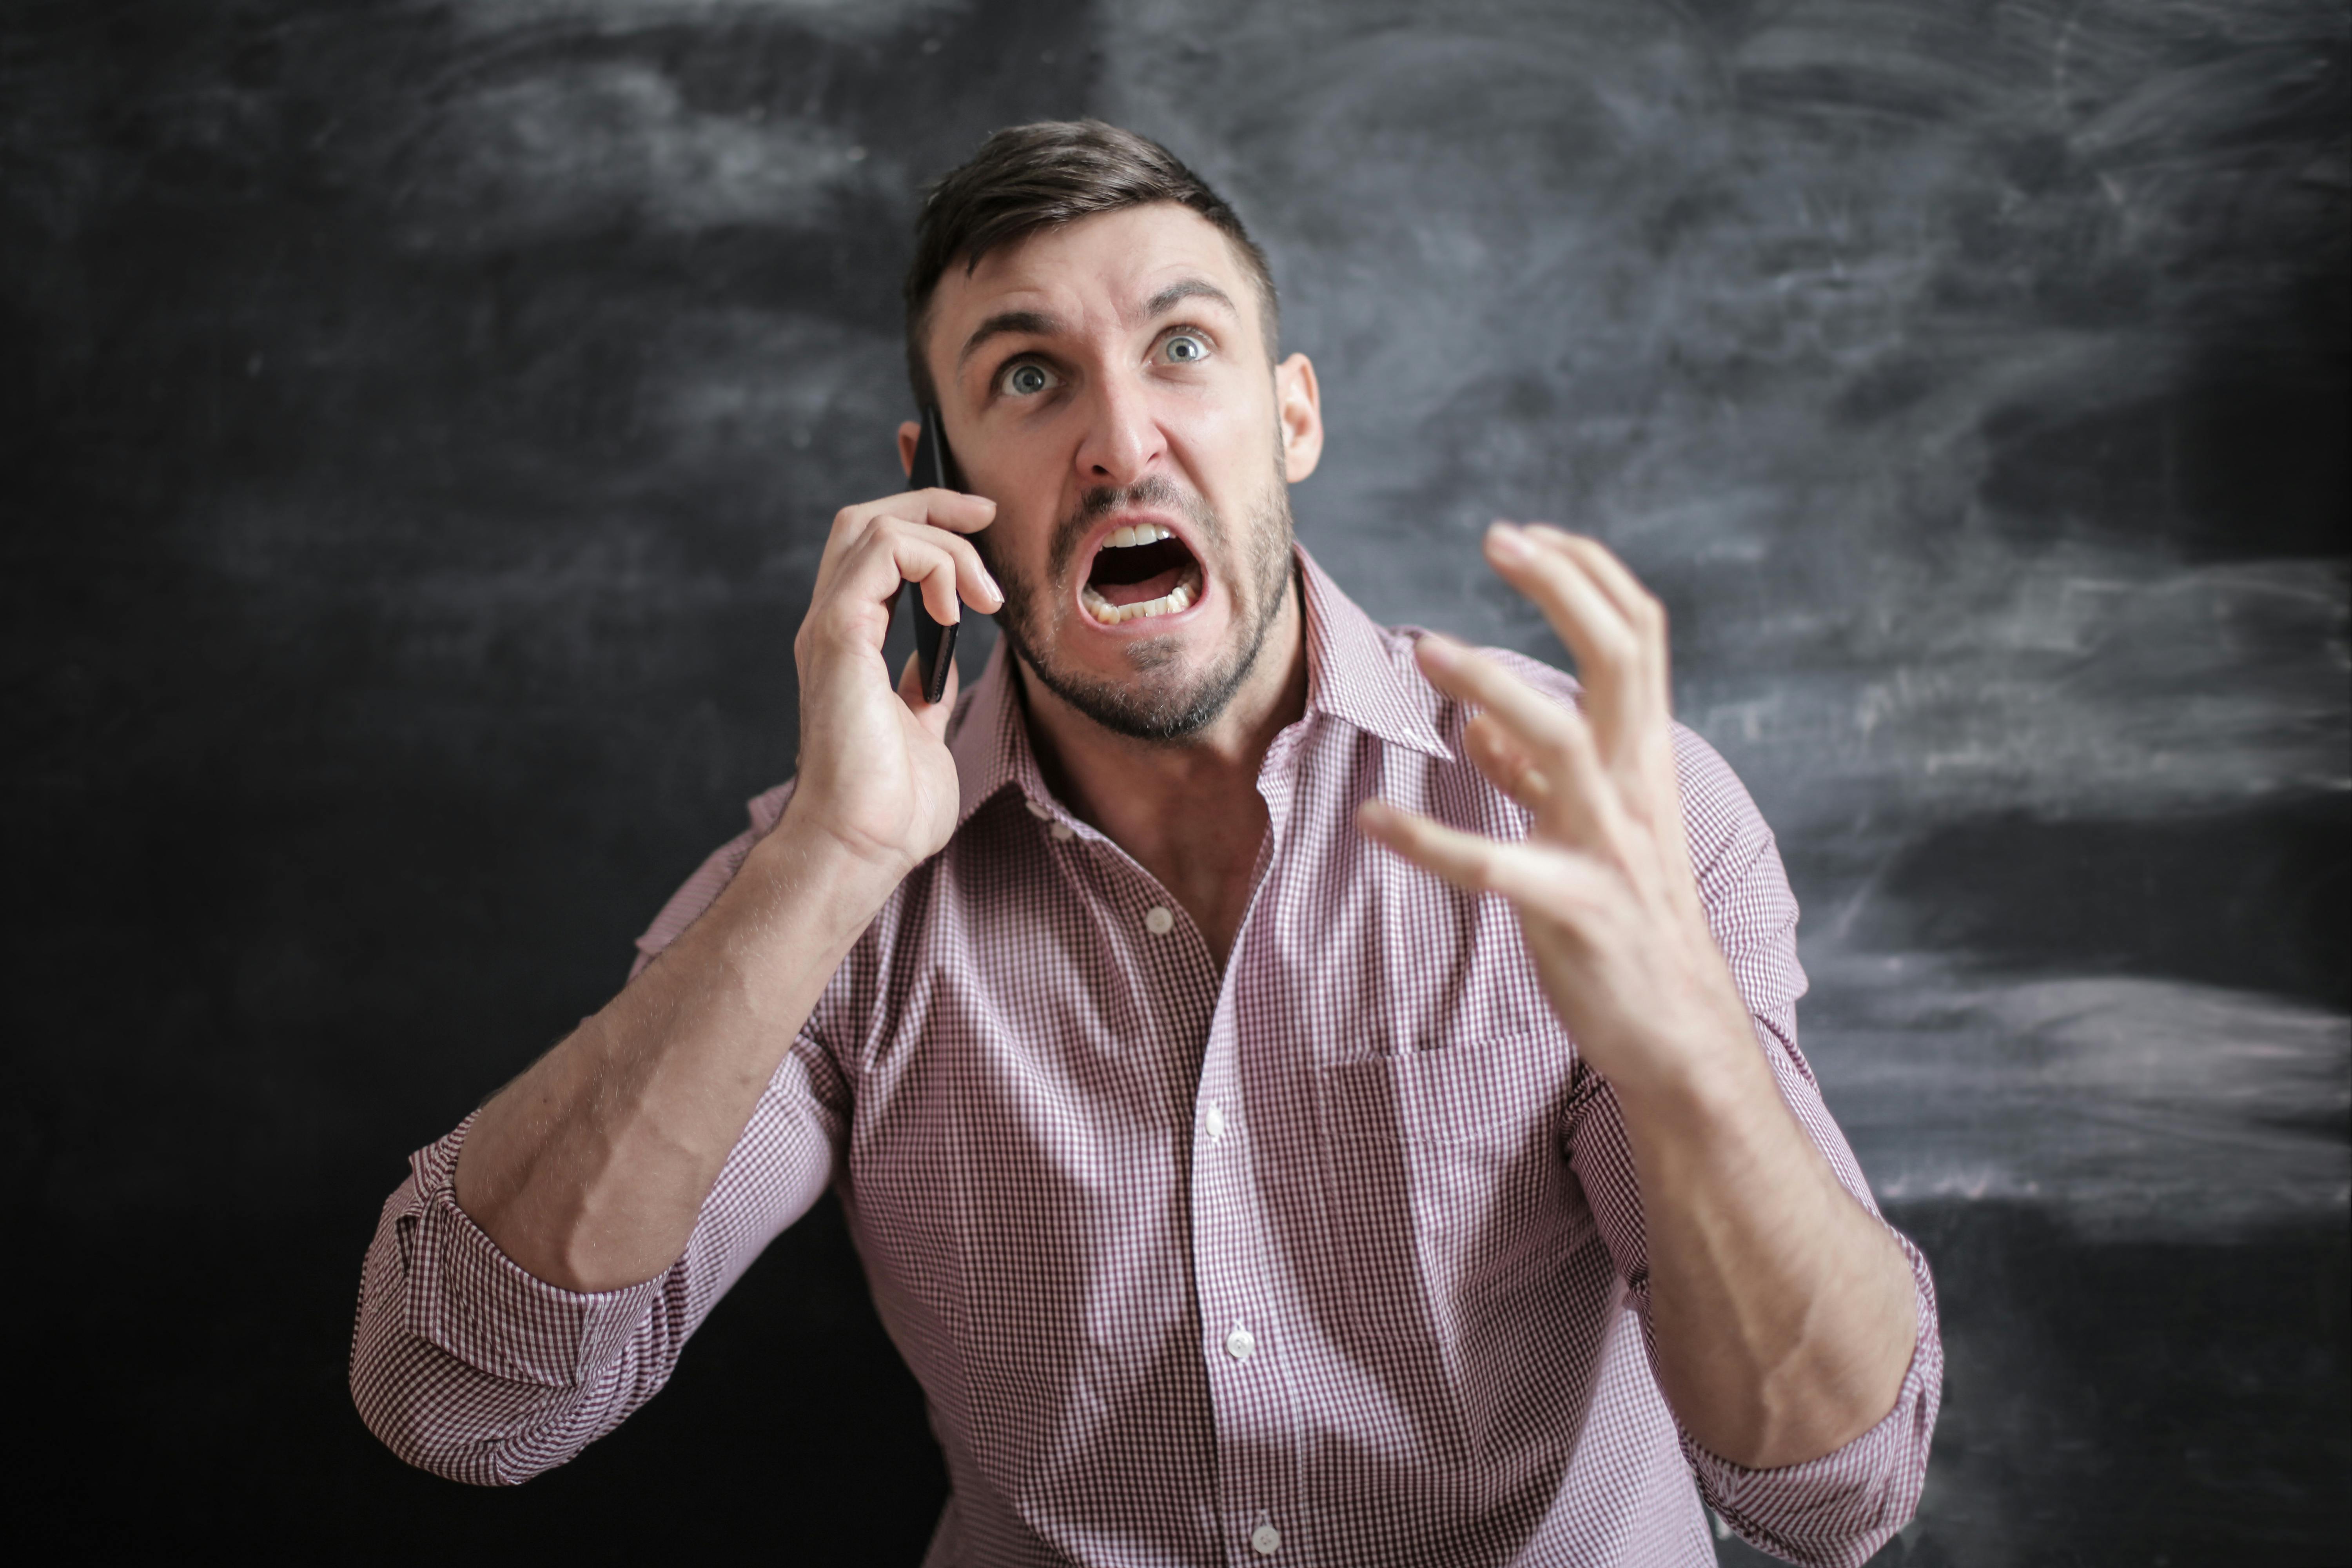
[1096,566,1187,606]
[1088,535,1197,606]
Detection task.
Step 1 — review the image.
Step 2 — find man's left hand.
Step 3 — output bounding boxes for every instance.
[1356,521,1754,1106]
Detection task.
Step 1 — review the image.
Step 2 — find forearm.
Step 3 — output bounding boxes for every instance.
[1618,1016,1918,1470]
[454,810,890,1292]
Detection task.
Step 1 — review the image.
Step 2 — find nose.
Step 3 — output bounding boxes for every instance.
[1072,369,1164,490]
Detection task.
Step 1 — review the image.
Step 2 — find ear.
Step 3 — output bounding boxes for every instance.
[897,420,922,481]
[1275,353,1323,484]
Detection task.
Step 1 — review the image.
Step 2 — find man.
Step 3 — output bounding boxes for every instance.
[352,120,1938,1567]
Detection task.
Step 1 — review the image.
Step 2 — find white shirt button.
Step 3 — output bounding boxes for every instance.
[1143,905,1175,935]
[1204,1102,1226,1141]
[1224,1324,1256,1361]
[1050,822,1074,841]
[1023,797,1052,820]
[1250,1523,1282,1556]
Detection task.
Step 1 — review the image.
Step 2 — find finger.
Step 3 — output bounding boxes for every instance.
[1481,528,1666,762]
[889,514,1004,618]
[1463,711,1550,809]
[1526,527,1671,716]
[1421,635,1634,844]
[852,519,1003,626]
[1521,526,1653,630]
[1357,799,1601,913]
[1483,524,1643,699]
[877,487,999,535]
[817,492,1001,603]
[1414,633,1582,762]
[1356,797,1512,894]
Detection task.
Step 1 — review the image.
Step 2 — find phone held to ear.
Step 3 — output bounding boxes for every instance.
[906,405,961,705]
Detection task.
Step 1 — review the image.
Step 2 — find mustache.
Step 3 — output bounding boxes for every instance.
[1047,475,1222,580]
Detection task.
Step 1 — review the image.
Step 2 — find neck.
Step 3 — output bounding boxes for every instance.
[1017,573,1308,965]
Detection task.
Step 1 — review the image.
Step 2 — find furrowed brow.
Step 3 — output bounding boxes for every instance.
[957,309,1062,371]
[1137,279,1238,324]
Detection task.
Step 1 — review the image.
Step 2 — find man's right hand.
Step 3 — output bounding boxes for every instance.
[780,486,1002,890]
[452,483,1002,1293]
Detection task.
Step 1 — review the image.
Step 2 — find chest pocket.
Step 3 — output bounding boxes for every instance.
[1313,1033,1590,1350]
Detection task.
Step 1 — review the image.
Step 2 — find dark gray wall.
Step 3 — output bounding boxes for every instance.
[5,2,2344,1562]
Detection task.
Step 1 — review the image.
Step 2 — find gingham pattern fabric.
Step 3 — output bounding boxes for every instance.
[352,548,1940,1568]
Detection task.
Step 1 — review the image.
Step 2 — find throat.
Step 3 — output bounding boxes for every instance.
[1112,786,1270,971]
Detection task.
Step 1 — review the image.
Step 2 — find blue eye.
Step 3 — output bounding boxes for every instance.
[1163,333,1209,363]
[1003,362,1054,396]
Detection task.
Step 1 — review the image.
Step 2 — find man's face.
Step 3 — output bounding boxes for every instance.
[916,203,1321,740]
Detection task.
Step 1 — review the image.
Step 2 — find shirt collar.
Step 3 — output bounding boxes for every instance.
[948,542,1451,831]
[1293,543,1452,763]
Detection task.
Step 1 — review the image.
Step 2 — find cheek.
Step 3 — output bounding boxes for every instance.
[1169,394,1278,516]
[976,518,1045,587]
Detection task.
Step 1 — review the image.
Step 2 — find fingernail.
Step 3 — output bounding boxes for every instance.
[984,571,1004,605]
[1485,522,1529,562]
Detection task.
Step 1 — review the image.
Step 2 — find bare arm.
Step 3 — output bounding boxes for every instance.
[1358,523,1916,1470]
[453,485,1002,1293]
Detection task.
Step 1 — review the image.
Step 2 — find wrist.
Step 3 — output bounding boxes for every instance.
[743,804,909,953]
[1597,989,1771,1133]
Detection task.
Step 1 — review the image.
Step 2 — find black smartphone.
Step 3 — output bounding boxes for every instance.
[906,404,962,705]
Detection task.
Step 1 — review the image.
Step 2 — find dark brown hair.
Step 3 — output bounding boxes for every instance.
[901,120,1278,407]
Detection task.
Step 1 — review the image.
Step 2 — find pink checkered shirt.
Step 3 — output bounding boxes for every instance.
[352,548,1940,1568]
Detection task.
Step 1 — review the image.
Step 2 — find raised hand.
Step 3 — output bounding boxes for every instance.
[1357,522,1754,1103]
[1361,523,1922,1468]
[784,486,1003,885]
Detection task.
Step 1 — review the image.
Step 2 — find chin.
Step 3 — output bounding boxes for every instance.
[1021,587,1281,745]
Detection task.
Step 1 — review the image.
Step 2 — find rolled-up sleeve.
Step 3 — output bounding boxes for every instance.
[350,779,846,1484]
[350,1025,848,1483]
[1568,726,1943,1568]
[1668,1001,1944,1566]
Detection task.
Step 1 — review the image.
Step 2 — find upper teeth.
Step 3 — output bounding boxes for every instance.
[1105,523,1174,549]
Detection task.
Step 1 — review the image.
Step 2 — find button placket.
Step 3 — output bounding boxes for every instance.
[1187,920,1298,1568]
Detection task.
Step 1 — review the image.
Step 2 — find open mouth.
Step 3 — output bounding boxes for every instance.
[1078,523,1205,626]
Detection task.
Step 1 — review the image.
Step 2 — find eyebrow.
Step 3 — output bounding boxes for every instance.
[1136,278,1238,323]
[957,309,1062,371]
[954,280,1243,375]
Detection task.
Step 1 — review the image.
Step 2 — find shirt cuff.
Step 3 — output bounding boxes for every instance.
[1682,1257,1944,1568]
[392,1115,662,1390]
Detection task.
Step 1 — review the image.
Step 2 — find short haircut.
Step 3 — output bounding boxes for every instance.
[901,119,1279,408]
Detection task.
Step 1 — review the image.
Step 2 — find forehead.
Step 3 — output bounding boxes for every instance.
[929,203,1255,348]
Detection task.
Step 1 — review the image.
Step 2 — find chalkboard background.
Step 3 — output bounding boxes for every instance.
[5,2,2345,1562]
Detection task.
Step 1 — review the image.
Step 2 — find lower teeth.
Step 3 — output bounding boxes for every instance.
[1084,575,1196,624]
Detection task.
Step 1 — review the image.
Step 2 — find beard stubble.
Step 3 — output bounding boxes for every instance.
[978,466,1298,743]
